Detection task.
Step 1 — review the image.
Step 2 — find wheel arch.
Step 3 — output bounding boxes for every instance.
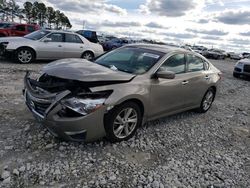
[114,98,145,117]
[16,46,37,59]
[82,50,95,58]
[209,86,217,101]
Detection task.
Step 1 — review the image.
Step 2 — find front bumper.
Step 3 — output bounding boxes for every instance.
[23,74,106,142]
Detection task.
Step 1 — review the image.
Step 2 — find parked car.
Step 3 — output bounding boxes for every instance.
[233,58,250,78]
[0,22,40,37]
[23,44,221,142]
[191,46,207,55]
[230,53,243,60]
[102,38,129,51]
[180,45,193,52]
[202,49,226,60]
[0,30,104,63]
[242,52,250,59]
[76,30,99,43]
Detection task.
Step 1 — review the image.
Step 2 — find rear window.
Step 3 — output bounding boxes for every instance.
[187,54,205,72]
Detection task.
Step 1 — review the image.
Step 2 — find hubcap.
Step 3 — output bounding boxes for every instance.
[113,108,138,139]
[203,91,214,111]
[83,53,93,60]
[18,50,32,63]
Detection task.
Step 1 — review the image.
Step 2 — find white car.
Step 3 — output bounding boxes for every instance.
[233,58,250,78]
[0,30,104,63]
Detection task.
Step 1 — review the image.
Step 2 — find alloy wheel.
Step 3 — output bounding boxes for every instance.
[18,50,32,63]
[113,108,138,139]
[202,90,214,111]
[82,52,93,60]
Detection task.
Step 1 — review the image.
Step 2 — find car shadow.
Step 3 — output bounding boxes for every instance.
[0,56,53,64]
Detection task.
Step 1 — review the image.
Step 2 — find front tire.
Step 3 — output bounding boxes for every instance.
[233,72,240,78]
[16,48,35,64]
[104,102,142,142]
[197,88,215,113]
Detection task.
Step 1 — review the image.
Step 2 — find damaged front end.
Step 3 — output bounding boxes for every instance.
[23,71,113,142]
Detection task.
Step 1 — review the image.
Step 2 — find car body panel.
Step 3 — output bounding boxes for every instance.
[23,44,221,142]
[0,23,39,37]
[0,30,104,60]
[234,58,250,77]
[42,59,135,82]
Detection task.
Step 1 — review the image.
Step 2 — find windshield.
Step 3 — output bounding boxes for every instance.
[95,47,164,75]
[24,30,50,40]
[0,23,13,28]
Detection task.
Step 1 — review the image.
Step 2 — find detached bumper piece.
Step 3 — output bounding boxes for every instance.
[23,72,106,142]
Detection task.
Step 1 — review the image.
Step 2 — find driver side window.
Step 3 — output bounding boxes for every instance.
[160,54,186,74]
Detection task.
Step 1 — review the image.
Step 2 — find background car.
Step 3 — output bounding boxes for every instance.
[76,30,99,43]
[242,52,250,59]
[233,57,250,78]
[0,22,40,37]
[230,52,243,60]
[0,30,104,63]
[202,49,226,59]
[102,38,129,51]
[191,46,207,55]
[24,44,221,142]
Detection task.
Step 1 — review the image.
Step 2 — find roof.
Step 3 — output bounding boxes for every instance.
[125,43,188,54]
[42,29,75,34]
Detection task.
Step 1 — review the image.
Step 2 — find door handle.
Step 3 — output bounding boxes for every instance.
[58,45,62,47]
[80,46,83,48]
[182,80,189,85]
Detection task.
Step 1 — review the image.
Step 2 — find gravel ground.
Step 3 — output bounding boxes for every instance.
[0,57,249,188]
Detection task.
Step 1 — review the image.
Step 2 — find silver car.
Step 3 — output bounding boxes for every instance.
[23,44,221,142]
[234,58,250,78]
[0,30,104,63]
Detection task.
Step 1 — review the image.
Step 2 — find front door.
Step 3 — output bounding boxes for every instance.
[149,53,190,118]
[37,33,64,59]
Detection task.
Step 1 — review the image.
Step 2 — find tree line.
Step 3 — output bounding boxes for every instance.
[0,0,72,29]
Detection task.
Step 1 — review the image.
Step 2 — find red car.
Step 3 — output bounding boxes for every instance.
[0,23,40,37]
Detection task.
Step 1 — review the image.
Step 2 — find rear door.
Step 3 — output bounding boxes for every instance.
[36,32,64,59]
[63,33,85,58]
[183,54,210,106]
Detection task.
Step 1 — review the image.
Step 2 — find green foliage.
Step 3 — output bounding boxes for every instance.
[0,0,72,29]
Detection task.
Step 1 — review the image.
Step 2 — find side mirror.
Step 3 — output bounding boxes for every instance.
[156,70,175,79]
[43,38,52,42]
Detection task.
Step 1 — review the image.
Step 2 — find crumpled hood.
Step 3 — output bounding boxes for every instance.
[42,58,135,82]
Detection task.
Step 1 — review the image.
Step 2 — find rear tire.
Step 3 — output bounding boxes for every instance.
[15,47,35,64]
[104,102,142,142]
[82,51,94,60]
[197,88,215,113]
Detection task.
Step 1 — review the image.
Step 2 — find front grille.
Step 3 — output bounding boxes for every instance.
[244,65,250,73]
[234,67,241,72]
[26,91,52,116]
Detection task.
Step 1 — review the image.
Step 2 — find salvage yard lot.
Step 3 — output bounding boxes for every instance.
[0,57,249,187]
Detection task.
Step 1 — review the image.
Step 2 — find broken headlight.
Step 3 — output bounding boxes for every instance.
[61,97,106,116]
